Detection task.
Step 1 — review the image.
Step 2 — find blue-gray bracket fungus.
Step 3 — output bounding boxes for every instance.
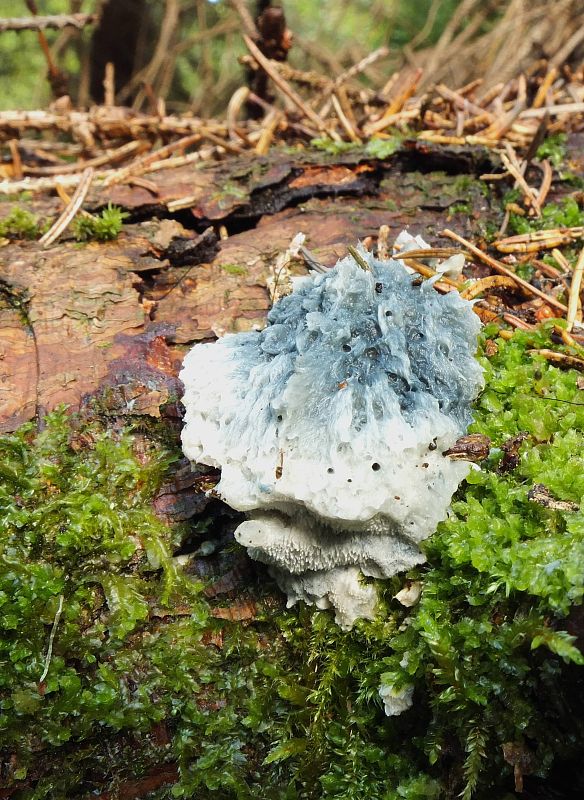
[180,233,484,629]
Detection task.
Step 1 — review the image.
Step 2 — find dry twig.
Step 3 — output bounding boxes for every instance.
[377,225,390,261]
[461,275,528,300]
[529,349,584,370]
[0,13,97,32]
[567,246,584,331]
[23,140,143,176]
[39,167,94,247]
[441,228,568,313]
[494,228,584,253]
[243,34,325,130]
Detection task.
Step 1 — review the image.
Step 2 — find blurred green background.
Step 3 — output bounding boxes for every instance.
[0,0,463,113]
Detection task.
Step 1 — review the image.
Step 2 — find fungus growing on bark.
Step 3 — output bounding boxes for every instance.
[180,234,484,628]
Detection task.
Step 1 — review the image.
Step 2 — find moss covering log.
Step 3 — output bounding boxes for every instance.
[1,321,584,799]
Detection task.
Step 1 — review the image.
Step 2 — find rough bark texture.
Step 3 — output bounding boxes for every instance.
[1,138,580,433]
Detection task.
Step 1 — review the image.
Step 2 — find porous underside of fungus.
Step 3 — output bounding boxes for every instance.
[180,235,484,628]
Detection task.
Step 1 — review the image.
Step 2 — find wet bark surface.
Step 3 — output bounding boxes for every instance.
[0,142,510,433]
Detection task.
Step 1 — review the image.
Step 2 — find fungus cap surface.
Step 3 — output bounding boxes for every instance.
[180,237,484,627]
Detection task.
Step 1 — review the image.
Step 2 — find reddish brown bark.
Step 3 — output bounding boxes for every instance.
[0,143,547,432]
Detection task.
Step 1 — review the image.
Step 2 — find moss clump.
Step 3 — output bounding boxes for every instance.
[72,203,128,242]
[449,201,472,214]
[0,410,298,798]
[2,326,584,799]
[365,136,403,160]
[536,133,567,170]
[309,136,402,160]
[507,195,583,236]
[0,207,44,240]
[310,137,360,156]
[219,263,248,275]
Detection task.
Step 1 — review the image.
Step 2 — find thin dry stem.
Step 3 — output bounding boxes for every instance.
[39,167,94,247]
[243,35,325,130]
[441,228,568,314]
[0,13,97,32]
[567,246,584,331]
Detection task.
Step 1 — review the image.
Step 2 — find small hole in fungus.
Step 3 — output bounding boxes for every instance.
[429,439,437,450]
[422,462,429,468]
[327,467,334,474]
[347,478,352,483]
[385,310,392,317]
[394,495,401,500]
[372,462,381,471]
[277,415,283,422]
[342,344,352,352]
[375,282,383,293]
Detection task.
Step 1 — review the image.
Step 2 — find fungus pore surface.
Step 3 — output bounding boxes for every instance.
[180,235,484,628]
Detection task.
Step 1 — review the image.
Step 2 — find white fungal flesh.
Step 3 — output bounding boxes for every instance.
[378,683,415,717]
[275,566,380,630]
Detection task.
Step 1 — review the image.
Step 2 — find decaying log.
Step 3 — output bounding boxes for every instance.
[0,237,147,431]
[1,140,581,433]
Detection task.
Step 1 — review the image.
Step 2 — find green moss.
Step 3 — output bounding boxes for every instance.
[2,325,584,799]
[449,201,472,215]
[72,204,128,242]
[365,136,402,160]
[308,135,402,160]
[536,133,567,170]
[0,207,44,240]
[508,196,583,236]
[452,175,477,194]
[514,261,535,280]
[219,263,247,275]
[217,181,249,200]
[310,138,360,156]
[0,191,34,205]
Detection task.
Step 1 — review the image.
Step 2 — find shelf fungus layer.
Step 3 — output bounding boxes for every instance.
[180,235,484,628]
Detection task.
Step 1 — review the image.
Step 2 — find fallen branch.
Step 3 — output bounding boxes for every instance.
[0,13,97,32]
[23,140,144,176]
[338,46,389,88]
[402,258,461,292]
[0,109,227,138]
[520,102,584,119]
[566,246,584,332]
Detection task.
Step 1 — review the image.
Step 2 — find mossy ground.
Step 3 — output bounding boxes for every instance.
[1,322,584,799]
[0,204,127,243]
